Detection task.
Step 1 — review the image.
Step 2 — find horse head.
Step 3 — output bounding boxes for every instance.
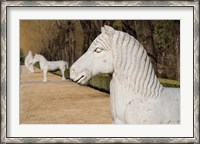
[25,50,35,73]
[31,54,40,64]
[70,25,180,124]
[70,25,115,85]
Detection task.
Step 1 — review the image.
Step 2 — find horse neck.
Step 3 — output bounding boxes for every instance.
[38,55,47,63]
[37,55,47,69]
[111,31,163,98]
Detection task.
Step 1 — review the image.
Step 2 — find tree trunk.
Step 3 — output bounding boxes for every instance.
[134,20,157,73]
[173,20,180,80]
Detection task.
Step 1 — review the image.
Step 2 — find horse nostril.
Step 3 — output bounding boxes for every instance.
[70,68,76,79]
[71,68,75,74]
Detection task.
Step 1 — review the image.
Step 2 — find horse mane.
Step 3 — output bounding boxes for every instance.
[36,54,47,62]
[112,31,163,98]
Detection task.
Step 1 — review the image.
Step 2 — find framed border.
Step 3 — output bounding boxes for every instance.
[1,0,199,143]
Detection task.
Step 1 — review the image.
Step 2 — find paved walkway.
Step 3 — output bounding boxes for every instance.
[20,66,112,124]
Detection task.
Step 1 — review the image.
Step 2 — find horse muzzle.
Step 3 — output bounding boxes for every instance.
[70,67,92,85]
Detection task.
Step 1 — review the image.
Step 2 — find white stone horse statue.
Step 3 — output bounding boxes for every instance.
[31,54,68,82]
[70,25,180,124]
[24,50,34,73]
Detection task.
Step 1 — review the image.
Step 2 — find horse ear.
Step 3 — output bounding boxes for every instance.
[101,27,106,33]
[104,25,115,36]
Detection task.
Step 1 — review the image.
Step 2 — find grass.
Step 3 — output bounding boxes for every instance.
[158,78,180,88]
[89,75,180,93]
[34,64,180,93]
[52,69,70,79]
[51,70,111,93]
[89,74,111,93]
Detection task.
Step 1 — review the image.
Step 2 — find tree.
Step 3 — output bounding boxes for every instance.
[20,20,180,80]
[134,20,157,72]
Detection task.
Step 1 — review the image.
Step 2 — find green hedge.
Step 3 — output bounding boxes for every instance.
[158,78,180,88]
[88,75,180,93]
[35,64,180,93]
[52,69,70,79]
[51,70,180,93]
[51,70,111,93]
[89,74,111,93]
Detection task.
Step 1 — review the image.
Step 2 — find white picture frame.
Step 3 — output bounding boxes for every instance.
[1,0,199,143]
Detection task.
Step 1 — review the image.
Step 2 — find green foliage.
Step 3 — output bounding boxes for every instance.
[21,20,180,80]
[34,62,40,69]
[112,21,123,30]
[158,78,180,88]
[153,21,174,52]
[47,69,70,79]
[47,69,180,93]
[89,74,111,93]
[28,20,180,92]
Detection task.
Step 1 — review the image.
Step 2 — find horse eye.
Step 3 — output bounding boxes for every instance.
[94,48,102,53]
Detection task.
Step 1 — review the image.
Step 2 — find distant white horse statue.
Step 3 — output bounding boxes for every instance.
[70,25,180,124]
[31,54,68,82]
[24,50,34,73]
